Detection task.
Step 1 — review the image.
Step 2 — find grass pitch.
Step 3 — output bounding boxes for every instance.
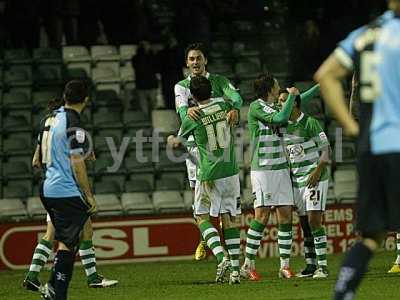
[1,251,398,300]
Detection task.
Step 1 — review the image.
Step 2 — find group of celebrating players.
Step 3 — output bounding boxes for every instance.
[168,43,331,284]
[21,1,400,298]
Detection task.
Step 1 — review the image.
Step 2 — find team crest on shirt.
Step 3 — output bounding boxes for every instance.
[76,130,85,143]
[287,144,305,159]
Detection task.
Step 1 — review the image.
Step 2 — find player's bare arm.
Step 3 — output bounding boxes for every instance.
[32,144,41,169]
[226,109,239,126]
[307,147,330,188]
[187,106,202,121]
[71,155,97,214]
[314,55,359,137]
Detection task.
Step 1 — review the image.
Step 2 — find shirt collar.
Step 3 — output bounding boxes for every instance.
[188,72,210,80]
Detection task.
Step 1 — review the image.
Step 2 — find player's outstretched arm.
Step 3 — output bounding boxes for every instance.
[300,84,320,105]
[272,87,299,124]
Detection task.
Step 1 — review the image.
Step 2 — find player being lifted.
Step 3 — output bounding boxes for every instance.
[174,43,243,260]
[279,85,331,279]
[241,73,299,280]
[169,76,241,284]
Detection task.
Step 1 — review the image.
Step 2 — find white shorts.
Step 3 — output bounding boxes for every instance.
[194,174,241,217]
[251,169,294,208]
[186,146,199,188]
[293,180,329,216]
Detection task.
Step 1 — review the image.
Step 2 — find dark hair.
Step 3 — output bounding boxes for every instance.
[254,73,276,98]
[295,94,301,108]
[185,43,207,60]
[279,88,288,95]
[189,76,212,101]
[63,80,89,104]
[47,98,65,112]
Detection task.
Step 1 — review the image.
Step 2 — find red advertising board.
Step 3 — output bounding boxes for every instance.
[0,204,397,271]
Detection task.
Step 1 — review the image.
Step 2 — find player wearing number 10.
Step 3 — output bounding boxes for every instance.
[173,76,241,284]
[315,1,400,299]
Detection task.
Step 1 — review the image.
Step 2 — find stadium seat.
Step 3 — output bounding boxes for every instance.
[152,190,185,213]
[237,79,255,101]
[94,153,124,174]
[4,49,32,65]
[207,58,234,77]
[94,129,123,152]
[2,180,32,198]
[333,167,357,200]
[3,132,32,155]
[210,40,232,58]
[123,109,151,128]
[0,198,27,220]
[62,46,91,62]
[91,45,120,62]
[64,62,91,79]
[125,173,154,192]
[33,48,62,64]
[93,85,121,108]
[3,156,32,179]
[151,110,179,134]
[92,65,120,84]
[120,63,135,84]
[2,91,31,109]
[124,150,154,174]
[233,41,260,57]
[3,111,31,132]
[93,107,123,129]
[155,150,186,172]
[34,64,63,86]
[121,192,154,214]
[235,57,261,78]
[94,194,123,216]
[4,66,33,87]
[119,44,138,63]
[155,172,185,191]
[32,89,62,108]
[27,196,46,219]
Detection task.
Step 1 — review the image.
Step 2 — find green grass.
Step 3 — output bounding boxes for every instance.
[1,251,399,300]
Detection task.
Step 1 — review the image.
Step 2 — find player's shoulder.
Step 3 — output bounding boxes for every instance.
[175,77,190,89]
[208,73,229,83]
[304,115,324,131]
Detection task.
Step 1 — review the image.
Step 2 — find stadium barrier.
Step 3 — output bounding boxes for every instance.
[0,204,397,270]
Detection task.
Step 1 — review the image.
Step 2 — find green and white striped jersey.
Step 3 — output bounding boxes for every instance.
[284,113,330,188]
[174,72,242,147]
[248,99,289,171]
[178,100,238,181]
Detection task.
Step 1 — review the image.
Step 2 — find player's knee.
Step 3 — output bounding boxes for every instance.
[43,223,55,242]
[82,218,93,240]
[308,216,322,231]
[255,209,269,225]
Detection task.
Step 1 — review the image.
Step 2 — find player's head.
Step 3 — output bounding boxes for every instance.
[254,73,280,101]
[388,0,400,13]
[189,75,211,103]
[63,80,90,107]
[185,43,208,76]
[279,88,301,119]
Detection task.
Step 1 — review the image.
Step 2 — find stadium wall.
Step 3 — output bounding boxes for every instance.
[0,204,397,271]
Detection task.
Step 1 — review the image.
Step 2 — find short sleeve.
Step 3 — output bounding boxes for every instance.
[67,112,87,155]
[220,76,243,109]
[334,26,366,70]
[178,117,198,139]
[307,118,330,149]
[250,101,277,124]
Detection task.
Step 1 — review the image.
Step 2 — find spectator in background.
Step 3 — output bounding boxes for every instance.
[158,33,184,110]
[131,40,159,117]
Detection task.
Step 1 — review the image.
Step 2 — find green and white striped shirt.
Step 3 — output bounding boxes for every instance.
[248,99,289,171]
[284,113,330,188]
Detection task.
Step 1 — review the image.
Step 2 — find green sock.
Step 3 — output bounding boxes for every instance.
[224,228,240,272]
[27,239,53,280]
[245,219,265,261]
[199,221,225,264]
[79,240,98,282]
[312,227,327,268]
[278,223,292,269]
